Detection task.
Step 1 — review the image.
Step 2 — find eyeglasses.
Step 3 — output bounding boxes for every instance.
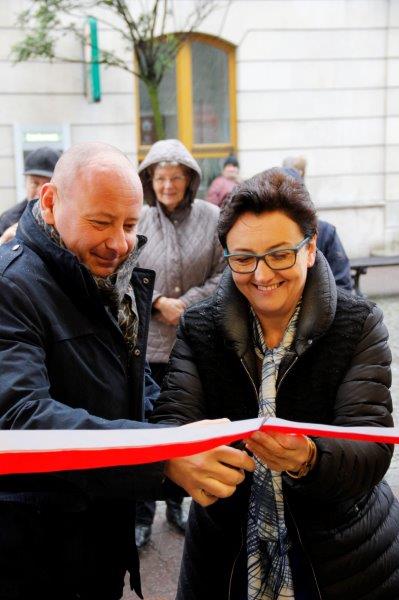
[224,237,310,274]
[153,176,186,185]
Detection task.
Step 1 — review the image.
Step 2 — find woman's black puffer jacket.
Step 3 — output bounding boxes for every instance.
[152,252,399,600]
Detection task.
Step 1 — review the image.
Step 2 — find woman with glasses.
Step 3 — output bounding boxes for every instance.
[151,168,398,599]
[135,139,224,547]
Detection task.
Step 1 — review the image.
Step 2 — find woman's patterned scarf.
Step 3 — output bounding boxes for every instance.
[247,304,300,600]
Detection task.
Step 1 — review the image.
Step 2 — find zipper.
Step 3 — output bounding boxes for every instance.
[276,354,299,395]
[240,357,259,403]
[286,501,323,599]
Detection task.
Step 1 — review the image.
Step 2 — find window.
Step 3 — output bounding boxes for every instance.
[137,34,237,198]
[13,123,70,203]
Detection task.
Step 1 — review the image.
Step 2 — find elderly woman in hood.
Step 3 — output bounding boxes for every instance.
[135,139,225,546]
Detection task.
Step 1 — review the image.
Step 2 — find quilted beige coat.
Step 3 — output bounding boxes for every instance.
[137,139,224,363]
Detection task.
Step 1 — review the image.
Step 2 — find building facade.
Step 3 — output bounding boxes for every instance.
[1,0,398,259]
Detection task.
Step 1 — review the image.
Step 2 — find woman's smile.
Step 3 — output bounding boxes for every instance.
[252,281,284,293]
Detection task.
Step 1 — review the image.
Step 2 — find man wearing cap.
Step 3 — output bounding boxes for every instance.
[0,146,61,242]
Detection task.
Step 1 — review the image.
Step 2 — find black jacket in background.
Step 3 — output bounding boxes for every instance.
[0,199,28,236]
[152,252,399,600]
[317,219,352,291]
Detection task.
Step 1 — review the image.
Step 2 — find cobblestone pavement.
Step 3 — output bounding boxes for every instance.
[124,294,399,600]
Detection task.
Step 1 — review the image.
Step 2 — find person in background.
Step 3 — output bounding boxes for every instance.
[206,155,241,207]
[0,146,61,243]
[151,168,398,599]
[135,138,225,548]
[282,156,352,291]
[282,155,307,180]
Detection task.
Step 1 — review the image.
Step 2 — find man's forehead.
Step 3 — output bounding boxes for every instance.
[72,163,142,196]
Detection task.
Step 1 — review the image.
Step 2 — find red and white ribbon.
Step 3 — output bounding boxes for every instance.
[0,417,398,475]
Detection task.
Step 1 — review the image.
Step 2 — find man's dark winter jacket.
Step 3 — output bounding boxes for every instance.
[152,252,399,600]
[0,203,166,594]
[0,199,28,236]
[317,219,352,291]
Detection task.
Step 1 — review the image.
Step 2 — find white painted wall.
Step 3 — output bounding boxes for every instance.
[0,0,398,260]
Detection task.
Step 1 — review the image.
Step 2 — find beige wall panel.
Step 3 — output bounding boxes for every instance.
[71,123,135,153]
[385,145,399,172]
[238,29,386,62]
[237,89,385,121]
[0,62,83,94]
[1,68,135,102]
[238,118,384,150]
[0,157,15,187]
[2,1,391,46]
[0,126,14,156]
[237,59,386,91]
[386,117,399,144]
[98,29,134,60]
[307,175,384,206]
[300,147,384,178]
[0,94,134,125]
[239,146,384,179]
[0,0,30,28]
[387,59,399,86]
[101,67,135,95]
[216,1,388,44]
[0,28,23,59]
[0,189,18,213]
[1,26,82,61]
[390,0,399,25]
[385,200,399,228]
[318,206,385,257]
[385,174,399,201]
[387,27,399,56]
[0,62,134,95]
[387,88,399,115]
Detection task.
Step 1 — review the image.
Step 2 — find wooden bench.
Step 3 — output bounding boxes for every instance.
[350,255,399,296]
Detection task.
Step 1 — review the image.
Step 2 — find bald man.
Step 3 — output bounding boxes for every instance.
[0,143,253,600]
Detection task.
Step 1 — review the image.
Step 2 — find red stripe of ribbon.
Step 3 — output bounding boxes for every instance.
[0,422,397,475]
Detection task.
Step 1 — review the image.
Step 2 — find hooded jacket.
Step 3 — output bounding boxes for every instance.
[137,139,224,363]
[151,252,399,600]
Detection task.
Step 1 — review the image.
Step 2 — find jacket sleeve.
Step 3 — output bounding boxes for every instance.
[284,304,394,503]
[320,225,353,291]
[0,275,166,498]
[179,229,225,308]
[144,360,160,418]
[150,320,208,425]
[206,177,223,206]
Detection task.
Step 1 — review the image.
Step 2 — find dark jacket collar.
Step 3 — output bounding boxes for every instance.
[214,250,337,362]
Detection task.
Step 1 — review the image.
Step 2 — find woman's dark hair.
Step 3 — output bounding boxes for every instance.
[218,167,317,247]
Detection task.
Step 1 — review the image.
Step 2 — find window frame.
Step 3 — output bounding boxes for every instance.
[136,33,237,162]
